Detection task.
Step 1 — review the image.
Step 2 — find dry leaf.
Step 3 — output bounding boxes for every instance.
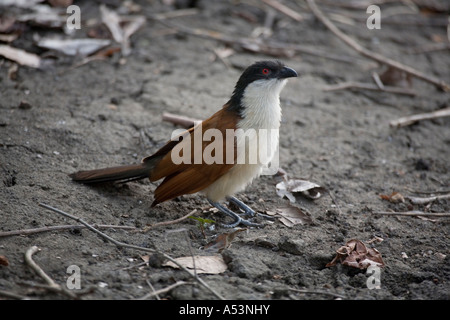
[37,38,111,56]
[204,229,246,253]
[0,45,41,68]
[276,205,312,227]
[17,4,67,28]
[7,63,18,80]
[380,191,405,203]
[276,179,323,203]
[326,239,385,269]
[0,255,9,266]
[1,0,44,8]
[163,255,227,274]
[140,255,150,264]
[379,66,412,88]
[100,4,145,56]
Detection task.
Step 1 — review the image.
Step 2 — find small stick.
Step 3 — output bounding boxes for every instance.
[153,8,199,20]
[261,0,303,22]
[406,42,450,55]
[145,279,160,300]
[149,15,363,64]
[162,112,201,128]
[327,189,342,215]
[24,246,60,290]
[324,81,416,96]
[389,107,450,127]
[306,0,450,92]
[405,188,450,195]
[24,246,79,299]
[138,281,191,300]
[371,71,385,90]
[0,289,27,300]
[0,224,135,238]
[406,193,450,205]
[288,288,346,299]
[141,209,197,232]
[372,211,450,217]
[38,203,225,300]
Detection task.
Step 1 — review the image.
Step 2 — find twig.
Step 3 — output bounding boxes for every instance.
[149,15,363,64]
[288,288,346,299]
[138,281,192,300]
[24,246,78,299]
[162,112,201,128]
[38,203,225,300]
[145,279,160,300]
[371,71,385,90]
[372,211,450,217]
[389,107,450,127]
[406,193,450,205]
[405,188,450,195]
[327,189,342,215]
[25,246,60,290]
[324,81,416,96]
[406,42,450,55]
[141,209,197,232]
[0,224,135,238]
[305,0,450,92]
[0,289,27,300]
[153,8,199,20]
[261,0,303,22]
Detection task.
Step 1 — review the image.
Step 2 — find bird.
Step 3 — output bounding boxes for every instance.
[69,60,298,227]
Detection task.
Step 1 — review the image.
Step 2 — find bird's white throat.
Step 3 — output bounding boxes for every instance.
[239,78,286,131]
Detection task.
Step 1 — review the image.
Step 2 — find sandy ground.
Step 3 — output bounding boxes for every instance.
[0,0,449,300]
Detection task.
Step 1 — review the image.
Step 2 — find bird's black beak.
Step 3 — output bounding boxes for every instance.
[278,66,298,79]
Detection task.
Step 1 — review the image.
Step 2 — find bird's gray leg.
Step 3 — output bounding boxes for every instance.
[227,196,275,220]
[226,196,255,217]
[207,199,263,228]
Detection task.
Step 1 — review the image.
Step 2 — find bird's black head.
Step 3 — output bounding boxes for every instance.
[228,60,298,113]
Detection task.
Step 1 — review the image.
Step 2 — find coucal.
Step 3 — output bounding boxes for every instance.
[70,60,298,227]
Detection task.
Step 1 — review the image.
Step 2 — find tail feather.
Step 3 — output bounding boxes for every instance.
[69,163,150,184]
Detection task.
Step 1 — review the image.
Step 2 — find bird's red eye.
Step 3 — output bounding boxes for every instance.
[262,68,270,75]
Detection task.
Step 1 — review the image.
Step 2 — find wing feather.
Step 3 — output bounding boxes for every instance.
[150,106,239,205]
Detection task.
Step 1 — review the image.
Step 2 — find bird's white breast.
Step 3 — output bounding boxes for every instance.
[203,78,286,202]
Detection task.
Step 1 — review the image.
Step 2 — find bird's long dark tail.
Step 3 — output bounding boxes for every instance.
[69,163,151,184]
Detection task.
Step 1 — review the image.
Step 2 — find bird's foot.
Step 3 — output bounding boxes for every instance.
[208,197,270,228]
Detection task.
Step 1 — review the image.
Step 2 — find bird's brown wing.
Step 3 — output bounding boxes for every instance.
[147,106,239,206]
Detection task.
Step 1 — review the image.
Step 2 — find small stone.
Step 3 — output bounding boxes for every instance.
[18,100,32,110]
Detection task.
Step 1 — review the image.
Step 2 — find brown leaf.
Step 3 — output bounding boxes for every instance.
[380,191,405,203]
[276,205,312,227]
[326,239,385,269]
[379,66,412,88]
[0,255,9,266]
[204,228,246,253]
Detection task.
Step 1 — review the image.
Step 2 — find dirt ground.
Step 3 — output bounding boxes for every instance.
[0,0,449,300]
